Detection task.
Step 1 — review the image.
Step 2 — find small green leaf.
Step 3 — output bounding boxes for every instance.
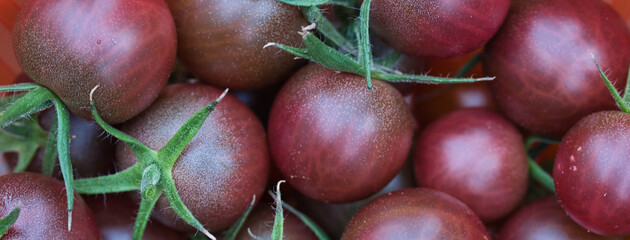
[0,83,40,92]
[0,206,20,237]
[528,158,555,193]
[301,6,356,54]
[51,98,74,231]
[12,144,37,173]
[0,88,54,128]
[74,165,142,194]
[162,177,216,240]
[42,116,58,176]
[275,0,330,6]
[592,54,630,113]
[357,0,372,89]
[160,89,228,166]
[132,193,161,240]
[270,181,285,240]
[223,195,257,240]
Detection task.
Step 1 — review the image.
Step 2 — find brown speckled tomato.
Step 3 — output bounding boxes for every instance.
[117,84,269,232]
[370,0,509,59]
[268,64,413,203]
[13,0,176,124]
[497,196,619,240]
[0,172,99,239]
[341,188,490,240]
[554,111,630,236]
[165,0,307,90]
[414,108,528,222]
[483,0,630,137]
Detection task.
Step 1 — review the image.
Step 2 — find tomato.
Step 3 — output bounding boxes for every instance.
[234,203,317,240]
[414,108,528,222]
[603,0,630,25]
[268,64,413,203]
[116,83,269,232]
[483,0,630,137]
[13,0,177,124]
[0,172,99,239]
[554,111,630,236]
[165,0,307,90]
[86,194,187,240]
[369,0,509,59]
[340,188,490,240]
[498,196,615,240]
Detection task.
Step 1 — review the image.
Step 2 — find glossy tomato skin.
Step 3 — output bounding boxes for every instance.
[369,0,509,59]
[497,196,619,240]
[553,111,630,236]
[483,0,630,137]
[268,64,413,203]
[414,108,528,222]
[0,172,99,239]
[13,0,176,124]
[341,188,490,240]
[86,194,187,240]
[165,0,307,90]
[117,84,269,232]
[234,203,317,240]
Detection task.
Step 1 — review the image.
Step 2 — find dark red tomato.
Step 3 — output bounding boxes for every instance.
[604,0,630,25]
[0,0,22,84]
[483,0,630,137]
[554,111,630,236]
[234,203,317,240]
[497,196,619,240]
[0,172,99,239]
[86,194,187,240]
[165,0,307,90]
[268,64,413,203]
[117,83,269,232]
[369,0,509,59]
[340,188,490,240]
[414,108,528,222]
[13,0,177,124]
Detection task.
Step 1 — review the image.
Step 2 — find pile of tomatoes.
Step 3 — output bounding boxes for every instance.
[0,0,629,239]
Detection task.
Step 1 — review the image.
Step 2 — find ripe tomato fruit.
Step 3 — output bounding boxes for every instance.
[340,188,490,240]
[0,172,99,239]
[268,64,413,203]
[554,111,630,236]
[497,196,616,240]
[414,108,528,222]
[13,0,177,124]
[117,84,269,232]
[370,0,509,59]
[165,0,307,90]
[483,0,630,137]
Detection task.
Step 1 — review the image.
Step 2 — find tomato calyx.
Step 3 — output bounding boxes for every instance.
[593,54,630,114]
[0,83,75,231]
[73,86,230,240]
[266,1,495,88]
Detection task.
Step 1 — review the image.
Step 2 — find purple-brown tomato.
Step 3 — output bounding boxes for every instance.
[165,0,307,90]
[340,188,490,240]
[483,0,630,137]
[13,0,176,124]
[117,84,270,232]
[268,64,414,203]
[554,111,630,236]
[414,108,528,222]
[369,0,510,59]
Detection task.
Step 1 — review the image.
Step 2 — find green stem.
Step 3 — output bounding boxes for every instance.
[272,193,330,240]
[301,6,356,54]
[270,181,285,240]
[52,97,74,231]
[0,88,53,128]
[0,206,20,237]
[0,83,40,92]
[592,54,630,113]
[132,193,161,240]
[357,0,372,89]
[12,144,37,173]
[74,165,142,194]
[623,64,630,107]
[528,158,556,193]
[42,116,58,176]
